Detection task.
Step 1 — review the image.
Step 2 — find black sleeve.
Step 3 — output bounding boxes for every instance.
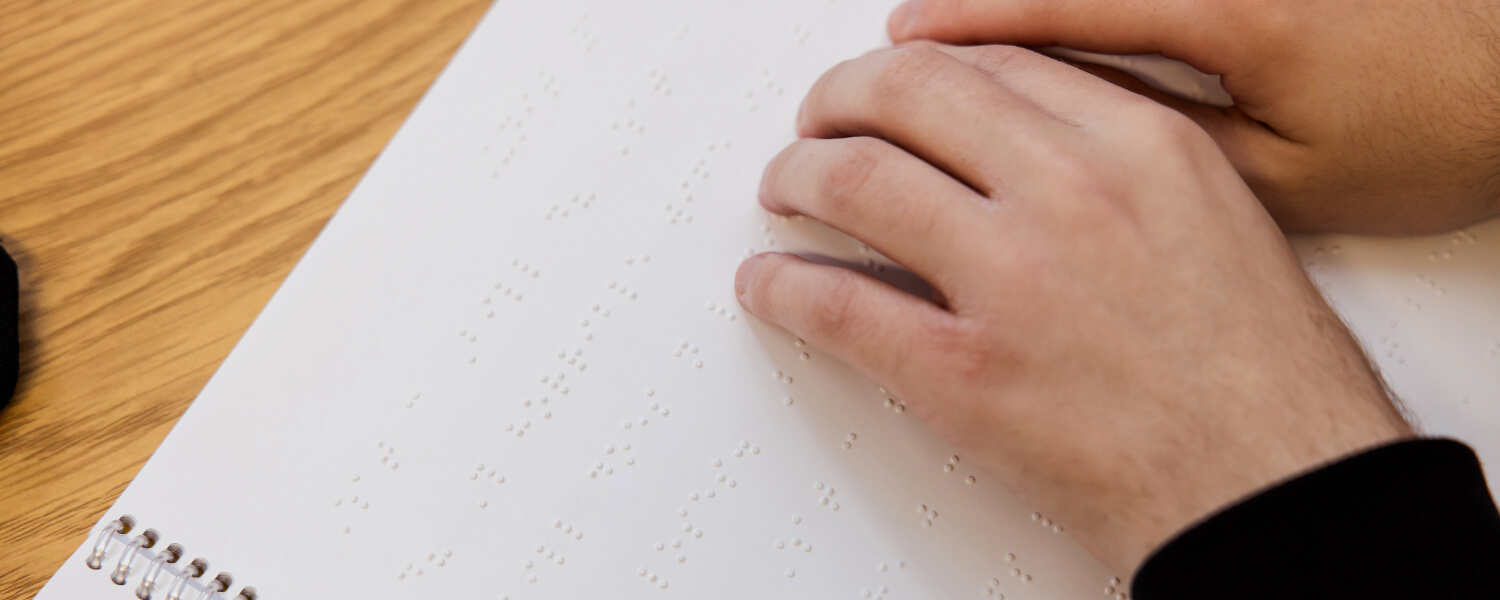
[1132,438,1500,600]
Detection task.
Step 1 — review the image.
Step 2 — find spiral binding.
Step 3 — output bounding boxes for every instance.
[84,515,260,600]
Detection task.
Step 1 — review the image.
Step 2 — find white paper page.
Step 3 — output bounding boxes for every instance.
[36,1,1500,599]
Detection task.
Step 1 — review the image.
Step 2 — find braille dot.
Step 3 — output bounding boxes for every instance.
[676,554,685,563]
[623,422,632,429]
[776,540,785,549]
[638,568,647,576]
[351,475,360,482]
[792,516,802,524]
[1005,553,1016,562]
[734,449,743,458]
[655,542,665,551]
[784,397,794,406]
[528,576,536,583]
[672,539,681,548]
[626,457,635,465]
[803,544,812,553]
[1011,568,1021,577]
[478,500,487,508]
[786,570,795,578]
[966,476,976,484]
[694,360,703,368]
[706,490,716,498]
[880,563,889,573]
[924,520,933,528]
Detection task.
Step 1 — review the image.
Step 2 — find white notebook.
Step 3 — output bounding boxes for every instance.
[36,1,1500,599]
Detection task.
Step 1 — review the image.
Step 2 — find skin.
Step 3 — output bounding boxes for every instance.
[888,0,1500,234]
[734,44,1412,575]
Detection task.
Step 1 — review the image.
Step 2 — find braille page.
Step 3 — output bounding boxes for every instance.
[35,2,1500,600]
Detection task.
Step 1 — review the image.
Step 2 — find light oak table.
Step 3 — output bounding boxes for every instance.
[0,1,490,596]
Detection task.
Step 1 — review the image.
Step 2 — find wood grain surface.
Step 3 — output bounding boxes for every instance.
[0,1,490,596]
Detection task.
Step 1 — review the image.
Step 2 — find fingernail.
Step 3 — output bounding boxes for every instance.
[795,100,808,135]
[889,0,922,39]
[736,253,769,297]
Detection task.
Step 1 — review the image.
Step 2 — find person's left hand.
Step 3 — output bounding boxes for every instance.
[735,44,1409,574]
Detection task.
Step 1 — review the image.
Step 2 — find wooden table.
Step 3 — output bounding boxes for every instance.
[0,1,490,595]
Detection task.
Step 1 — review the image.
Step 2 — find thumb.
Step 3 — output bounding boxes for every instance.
[889,0,1241,76]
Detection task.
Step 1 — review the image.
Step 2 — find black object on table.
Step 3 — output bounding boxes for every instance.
[0,242,16,409]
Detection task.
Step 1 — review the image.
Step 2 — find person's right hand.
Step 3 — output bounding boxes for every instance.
[736,42,1413,575]
[889,0,1500,234]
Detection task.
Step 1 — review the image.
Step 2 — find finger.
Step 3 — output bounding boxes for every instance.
[761,136,998,285]
[799,46,1071,197]
[919,43,1157,126]
[735,252,958,390]
[889,0,1241,75]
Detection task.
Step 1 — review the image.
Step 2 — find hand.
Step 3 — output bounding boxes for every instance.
[734,45,1412,574]
[888,0,1500,234]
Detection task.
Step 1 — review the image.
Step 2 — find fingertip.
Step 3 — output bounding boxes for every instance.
[887,0,923,42]
[736,253,773,298]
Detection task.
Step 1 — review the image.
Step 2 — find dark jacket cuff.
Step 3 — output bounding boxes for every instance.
[1133,438,1500,600]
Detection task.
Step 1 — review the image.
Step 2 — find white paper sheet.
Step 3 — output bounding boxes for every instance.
[36,1,1500,599]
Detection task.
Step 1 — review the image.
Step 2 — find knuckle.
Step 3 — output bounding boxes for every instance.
[968,45,1032,76]
[816,138,891,214]
[1116,102,1212,153]
[805,270,867,344]
[868,47,952,109]
[1154,109,1211,147]
[921,316,996,386]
